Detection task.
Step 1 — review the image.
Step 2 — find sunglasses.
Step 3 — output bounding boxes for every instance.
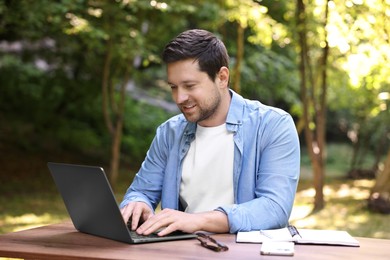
[196,233,229,252]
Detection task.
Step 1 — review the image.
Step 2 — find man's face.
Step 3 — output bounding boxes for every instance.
[167,59,224,127]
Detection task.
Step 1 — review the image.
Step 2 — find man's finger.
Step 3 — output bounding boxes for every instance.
[120,203,135,224]
[131,206,144,230]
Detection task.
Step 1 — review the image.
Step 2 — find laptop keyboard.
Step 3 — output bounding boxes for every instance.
[127,221,191,239]
[127,221,164,239]
[129,230,161,239]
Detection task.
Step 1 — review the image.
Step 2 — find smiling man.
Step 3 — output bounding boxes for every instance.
[120,29,300,236]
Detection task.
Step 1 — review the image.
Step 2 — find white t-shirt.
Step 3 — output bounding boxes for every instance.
[179,123,234,213]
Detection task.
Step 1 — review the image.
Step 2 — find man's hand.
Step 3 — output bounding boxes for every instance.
[136,208,229,236]
[120,201,154,231]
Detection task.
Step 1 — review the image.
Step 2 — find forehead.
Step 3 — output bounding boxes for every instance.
[167,59,208,85]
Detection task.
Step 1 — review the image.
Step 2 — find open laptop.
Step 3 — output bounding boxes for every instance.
[47,162,197,244]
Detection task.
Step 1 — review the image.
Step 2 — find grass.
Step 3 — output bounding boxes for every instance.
[291,143,390,239]
[0,163,132,234]
[290,177,390,238]
[0,143,389,239]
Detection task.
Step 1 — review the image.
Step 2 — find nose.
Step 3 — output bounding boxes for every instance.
[175,87,189,104]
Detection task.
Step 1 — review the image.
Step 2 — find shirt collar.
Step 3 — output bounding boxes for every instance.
[226,89,244,126]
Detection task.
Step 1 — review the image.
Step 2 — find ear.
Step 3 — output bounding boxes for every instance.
[217,66,230,88]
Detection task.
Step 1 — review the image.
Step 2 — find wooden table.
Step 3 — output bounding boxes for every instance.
[0,222,389,260]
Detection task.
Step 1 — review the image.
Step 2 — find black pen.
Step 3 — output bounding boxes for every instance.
[287,225,302,239]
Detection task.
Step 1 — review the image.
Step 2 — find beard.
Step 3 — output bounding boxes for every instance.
[179,88,222,124]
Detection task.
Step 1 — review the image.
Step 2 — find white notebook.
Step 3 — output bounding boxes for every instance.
[236,225,360,247]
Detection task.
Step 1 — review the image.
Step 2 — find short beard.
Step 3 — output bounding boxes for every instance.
[195,94,221,123]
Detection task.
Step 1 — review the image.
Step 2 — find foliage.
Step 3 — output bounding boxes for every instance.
[122,97,174,165]
[0,0,388,186]
[325,0,390,162]
[0,52,105,153]
[0,0,300,158]
[240,44,299,108]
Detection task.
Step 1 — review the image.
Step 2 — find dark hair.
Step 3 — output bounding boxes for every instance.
[162,29,229,81]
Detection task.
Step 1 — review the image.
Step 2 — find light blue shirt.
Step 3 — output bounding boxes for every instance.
[120,90,300,233]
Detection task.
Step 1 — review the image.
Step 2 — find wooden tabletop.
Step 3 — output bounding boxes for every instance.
[0,222,389,260]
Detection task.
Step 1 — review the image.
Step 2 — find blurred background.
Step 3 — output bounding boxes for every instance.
[0,0,389,239]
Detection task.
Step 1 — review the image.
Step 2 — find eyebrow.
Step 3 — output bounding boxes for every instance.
[167,80,199,86]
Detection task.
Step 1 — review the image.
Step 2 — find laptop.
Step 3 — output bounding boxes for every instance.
[47,162,197,244]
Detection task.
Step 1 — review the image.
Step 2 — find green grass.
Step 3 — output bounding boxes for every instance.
[0,143,389,239]
[0,168,132,234]
[293,143,390,239]
[290,176,390,239]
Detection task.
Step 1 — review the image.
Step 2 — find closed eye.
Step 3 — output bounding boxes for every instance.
[168,83,177,90]
[184,84,196,89]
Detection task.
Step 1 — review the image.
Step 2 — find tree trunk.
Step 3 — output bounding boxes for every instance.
[368,149,390,214]
[108,68,129,190]
[102,38,114,135]
[109,118,123,190]
[314,0,330,211]
[312,150,325,210]
[101,35,130,190]
[232,23,244,94]
[296,0,329,211]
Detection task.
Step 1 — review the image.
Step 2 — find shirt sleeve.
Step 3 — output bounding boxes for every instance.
[119,124,168,211]
[217,113,300,233]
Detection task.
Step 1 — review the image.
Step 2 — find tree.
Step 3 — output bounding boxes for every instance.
[91,0,228,188]
[369,148,390,213]
[97,2,143,189]
[93,1,199,188]
[0,0,107,154]
[223,0,291,96]
[295,0,390,210]
[2,0,388,207]
[326,0,390,180]
[295,0,330,211]
[368,91,390,213]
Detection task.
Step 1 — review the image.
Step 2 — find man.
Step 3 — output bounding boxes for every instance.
[120,29,300,236]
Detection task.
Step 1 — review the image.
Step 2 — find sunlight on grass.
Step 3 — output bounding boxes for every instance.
[290,179,390,239]
[324,181,371,200]
[0,213,67,234]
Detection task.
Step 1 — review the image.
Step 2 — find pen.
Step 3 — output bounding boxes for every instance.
[288,225,302,239]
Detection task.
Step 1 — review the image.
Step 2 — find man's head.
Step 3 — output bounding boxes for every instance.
[162,29,229,82]
[162,29,231,127]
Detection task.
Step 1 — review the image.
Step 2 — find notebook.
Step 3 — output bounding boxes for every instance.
[236,225,360,247]
[47,162,197,244]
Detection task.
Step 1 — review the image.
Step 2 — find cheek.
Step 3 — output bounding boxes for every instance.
[170,89,178,102]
